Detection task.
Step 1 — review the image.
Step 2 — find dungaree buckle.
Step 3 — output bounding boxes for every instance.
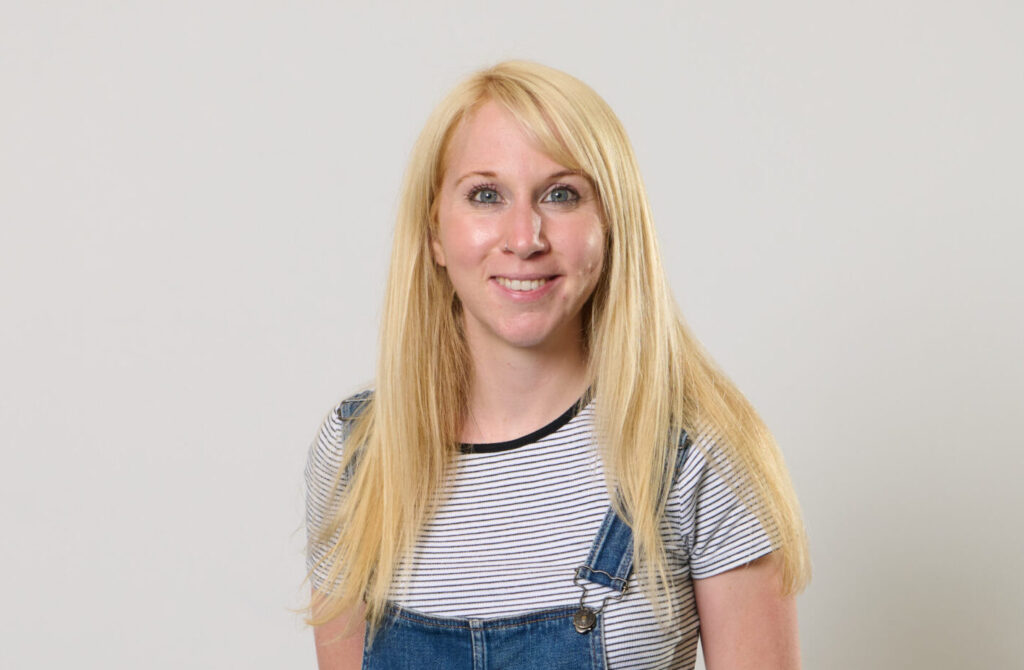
[572,566,628,635]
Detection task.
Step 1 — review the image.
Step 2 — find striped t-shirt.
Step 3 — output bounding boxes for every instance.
[305,393,775,669]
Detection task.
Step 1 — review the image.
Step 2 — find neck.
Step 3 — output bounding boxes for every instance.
[461,331,590,445]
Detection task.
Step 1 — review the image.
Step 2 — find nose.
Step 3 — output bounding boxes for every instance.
[503,201,548,258]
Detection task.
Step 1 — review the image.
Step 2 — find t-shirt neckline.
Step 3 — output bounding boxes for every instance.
[459,393,590,454]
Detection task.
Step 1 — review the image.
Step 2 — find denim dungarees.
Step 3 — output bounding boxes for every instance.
[336,392,690,670]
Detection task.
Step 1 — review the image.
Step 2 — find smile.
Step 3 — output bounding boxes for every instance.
[494,277,549,292]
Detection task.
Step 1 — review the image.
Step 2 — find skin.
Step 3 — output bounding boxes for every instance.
[694,552,801,669]
[314,101,800,669]
[432,101,605,442]
[313,605,364,669]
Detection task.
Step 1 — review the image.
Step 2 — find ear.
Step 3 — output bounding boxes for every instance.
[430,234,447,267]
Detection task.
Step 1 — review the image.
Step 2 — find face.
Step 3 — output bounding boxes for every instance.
[432,101,605,356]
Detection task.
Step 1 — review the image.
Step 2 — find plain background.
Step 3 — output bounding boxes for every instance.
[2,1,1021,668]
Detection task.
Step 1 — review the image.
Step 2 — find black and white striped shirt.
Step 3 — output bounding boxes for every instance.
[305,394,774,669]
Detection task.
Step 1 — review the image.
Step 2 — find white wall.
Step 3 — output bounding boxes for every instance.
[2,1,1020,667]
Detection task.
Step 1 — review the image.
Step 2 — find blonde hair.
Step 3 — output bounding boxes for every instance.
[307,60,810,631]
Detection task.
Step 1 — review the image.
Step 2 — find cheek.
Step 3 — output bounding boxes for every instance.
[436,212,498,270]
[575,223,606,279]
[440,228,493,272]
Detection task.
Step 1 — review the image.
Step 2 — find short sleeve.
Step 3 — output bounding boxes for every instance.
[303,403,350,592]
[669,426,776,579]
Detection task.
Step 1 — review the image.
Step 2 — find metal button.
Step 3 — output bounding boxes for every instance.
[573,606,596,634]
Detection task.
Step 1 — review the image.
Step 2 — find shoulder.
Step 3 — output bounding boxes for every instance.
[674,420,739,495]
[670,420,760,519]
[305,389,375,505]
[304,389,374,583]
[668,421,776,577]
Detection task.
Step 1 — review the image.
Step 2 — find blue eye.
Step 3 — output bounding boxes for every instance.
[544,186,578,204]
[469,187,501,204]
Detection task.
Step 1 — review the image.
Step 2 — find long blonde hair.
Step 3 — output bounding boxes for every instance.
[307,60,810,630]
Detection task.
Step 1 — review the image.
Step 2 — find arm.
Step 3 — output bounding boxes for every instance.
[693,551,800,670]
[306,401,367,668]
[313,600,366,670]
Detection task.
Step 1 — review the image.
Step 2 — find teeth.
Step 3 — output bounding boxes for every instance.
[496,277,547,291]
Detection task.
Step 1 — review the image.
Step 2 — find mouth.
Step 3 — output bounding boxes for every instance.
[493,276,552,292]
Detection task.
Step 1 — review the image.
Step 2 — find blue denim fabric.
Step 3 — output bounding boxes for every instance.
[340,392,691,669]
[362,604,608,670]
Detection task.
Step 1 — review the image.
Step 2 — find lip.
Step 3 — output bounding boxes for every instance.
[489,274,560,301]
[491,273,558,281]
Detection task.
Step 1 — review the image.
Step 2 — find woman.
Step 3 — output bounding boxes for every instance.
[305,61,810,669]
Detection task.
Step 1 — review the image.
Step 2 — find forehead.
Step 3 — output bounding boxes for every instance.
[442,101,568,178]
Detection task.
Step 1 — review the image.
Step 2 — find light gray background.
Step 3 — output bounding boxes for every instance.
[2,2,1021,668]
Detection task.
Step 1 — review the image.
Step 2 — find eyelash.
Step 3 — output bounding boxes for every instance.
[544,184,580,204]
[465,183,581,205]
[466,183,501,204]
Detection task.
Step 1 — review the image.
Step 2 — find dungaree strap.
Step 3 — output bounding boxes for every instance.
[575,431,692,592]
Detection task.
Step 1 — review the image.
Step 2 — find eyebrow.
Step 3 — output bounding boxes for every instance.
[453,169,583,187]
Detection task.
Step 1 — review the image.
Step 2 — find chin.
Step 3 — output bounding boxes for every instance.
[492,322,576,351]
[466,311,582,352]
